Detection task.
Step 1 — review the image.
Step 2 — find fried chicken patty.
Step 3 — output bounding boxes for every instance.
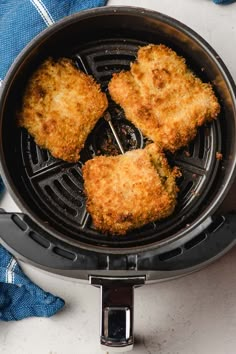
[18,57,108,162]
[82,144,180,235]
[109,44,220,152]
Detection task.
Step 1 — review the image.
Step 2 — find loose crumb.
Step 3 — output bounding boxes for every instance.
[216,152,223,160]
[184,150,191,157]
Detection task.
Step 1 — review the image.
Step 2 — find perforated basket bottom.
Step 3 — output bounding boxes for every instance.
[18,38,221,248]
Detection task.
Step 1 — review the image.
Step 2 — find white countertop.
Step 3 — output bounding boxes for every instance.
[1,0,236,353]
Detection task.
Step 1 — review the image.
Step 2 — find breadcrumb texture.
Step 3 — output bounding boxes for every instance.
[109,44,220,152]
[18,57,108,162]
[82,144,180,235]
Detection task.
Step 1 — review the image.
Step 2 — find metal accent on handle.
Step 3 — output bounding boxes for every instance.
[90,276,145,352]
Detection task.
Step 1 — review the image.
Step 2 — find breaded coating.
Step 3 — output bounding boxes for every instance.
[109,44,220,152]
[18,58,108,162]
[82,144,180,235]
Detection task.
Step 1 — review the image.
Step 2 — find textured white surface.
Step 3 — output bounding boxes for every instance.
[1,0,236,353]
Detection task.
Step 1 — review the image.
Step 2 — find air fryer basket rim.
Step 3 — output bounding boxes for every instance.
[0,6,236,254]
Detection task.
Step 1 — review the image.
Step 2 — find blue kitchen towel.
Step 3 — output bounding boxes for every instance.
[0,0,107,321]
[0,177,4,196]
[0,0,107,83]
[213,0,236,3]
[0,245,65,321]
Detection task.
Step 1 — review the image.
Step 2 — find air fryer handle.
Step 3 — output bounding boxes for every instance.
[90,276,145,352]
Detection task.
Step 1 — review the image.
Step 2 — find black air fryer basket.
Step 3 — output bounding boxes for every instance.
[0,7,236,351]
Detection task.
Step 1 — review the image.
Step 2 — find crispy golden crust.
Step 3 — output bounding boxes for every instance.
[82,144,180,235]
[109,44,220,152]
[18,58,108,162]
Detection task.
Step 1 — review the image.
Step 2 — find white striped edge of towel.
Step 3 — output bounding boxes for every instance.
[30,0,55,26]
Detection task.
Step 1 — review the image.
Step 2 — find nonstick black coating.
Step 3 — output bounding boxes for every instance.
[0,7,236,253]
